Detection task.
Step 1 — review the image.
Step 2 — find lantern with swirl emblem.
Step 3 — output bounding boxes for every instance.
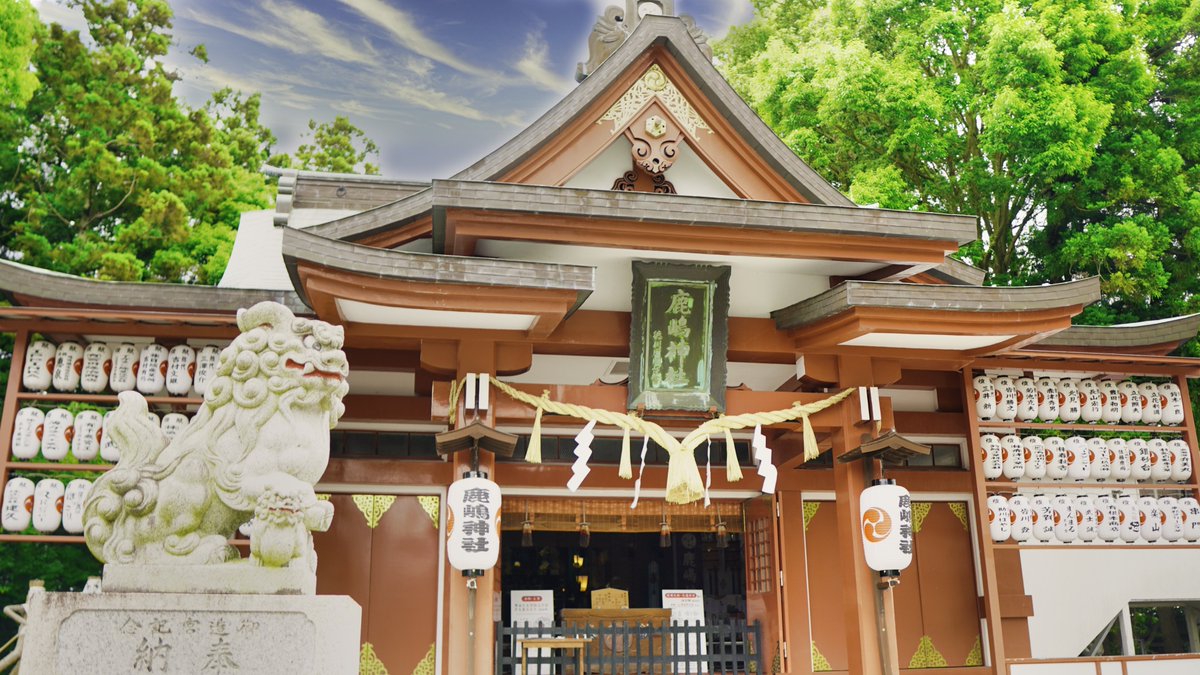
[859,480,913,575]
[1031,495,1055,542]
[1098,380,1122,424]
[987,494,1011,543]
[1015,377,1038,421]
[1035,377,1059,421]
[1139,382,1162,425]
[1057,378,1082,423]
[446,474,502,572]
[972,375,997,420]
[1043,437,1068,480]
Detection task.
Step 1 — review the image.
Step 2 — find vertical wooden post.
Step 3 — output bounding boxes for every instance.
[961,365,1007,673]
[445,339,499,675]
[0,330,30,504]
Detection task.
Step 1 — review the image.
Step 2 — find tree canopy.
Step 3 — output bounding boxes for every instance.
[0,0,40,109]
[716,0,1200,324]
[273,115,381,176]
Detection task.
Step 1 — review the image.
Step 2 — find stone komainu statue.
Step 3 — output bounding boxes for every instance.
[83,302,349,569]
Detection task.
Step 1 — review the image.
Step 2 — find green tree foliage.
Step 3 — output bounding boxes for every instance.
[0,0,278,284]
[0,543,102,659]
[0,0,40,109]
[273,115,381,175]
[716,0,1199,320]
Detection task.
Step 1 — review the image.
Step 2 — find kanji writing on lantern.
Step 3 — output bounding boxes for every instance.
[462,519,490,536]
[462,536,491,552]
[463,503,490,519]
[463,488,491,503]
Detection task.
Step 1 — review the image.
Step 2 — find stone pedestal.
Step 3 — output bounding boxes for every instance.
[102,562,317,595]
[21,591,361,675]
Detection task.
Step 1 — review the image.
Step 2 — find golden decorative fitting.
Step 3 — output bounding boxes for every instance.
[352,495,397,529]
[359,642,388,674]
[965,636,983,666]
[417,496,440,528]
[908,635,948,668]
[948,502,970,531]
[810,641,832,671]
[598,64,712,140]
[912,502,932,534]
[411,643,436,675]
[803,502,821,532]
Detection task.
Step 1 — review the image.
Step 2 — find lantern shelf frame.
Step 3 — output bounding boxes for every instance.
[982,480,1198,491]
[992,543,1200,550]
[5,461,114,473]
[977,420,1187,434]
[13,392,204,406]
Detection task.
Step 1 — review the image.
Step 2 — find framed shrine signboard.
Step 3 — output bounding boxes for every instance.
[628,262,730,413]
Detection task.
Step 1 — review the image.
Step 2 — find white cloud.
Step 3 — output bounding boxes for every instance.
[31,0,89,37]
[335,0,497,78]
[179,2,377,66]
[514,29,575,93]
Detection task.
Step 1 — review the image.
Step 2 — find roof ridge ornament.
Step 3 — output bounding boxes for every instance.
[576,2,712,82]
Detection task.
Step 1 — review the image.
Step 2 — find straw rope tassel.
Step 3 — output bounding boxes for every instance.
[802,413,819,461]
[618,426,633,479]
[525,402,545,464]
[723,426,743,482]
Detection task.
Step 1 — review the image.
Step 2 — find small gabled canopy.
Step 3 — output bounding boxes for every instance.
[282,227,595,340]
[772,278,1101,356]
[839,431,931,464]
[1033,314,1200,356]
[452,15,853,206]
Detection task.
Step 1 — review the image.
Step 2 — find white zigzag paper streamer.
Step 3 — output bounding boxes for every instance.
[752,424,777,494]
[566,420,597,492]
[631,434,650,508]
[704,435,712,507]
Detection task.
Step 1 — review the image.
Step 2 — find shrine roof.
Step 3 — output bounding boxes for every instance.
[300,179,977,249]
[0,258,307,315]
[772,278,1101,330]
[1034,314,1200,354]
[921,258,987,286]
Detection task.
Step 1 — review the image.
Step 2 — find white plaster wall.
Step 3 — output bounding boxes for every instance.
[218,210,291,290]
[1013,661,1200,675]
[1020,548,1200,658]
[663,141,737,198]
[563,139,634,190]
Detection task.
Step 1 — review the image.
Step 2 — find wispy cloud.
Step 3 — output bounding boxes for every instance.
[180,1,377,66]
[514,28,575,93]
[335,0,497,78]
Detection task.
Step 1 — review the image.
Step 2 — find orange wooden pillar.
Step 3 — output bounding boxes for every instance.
[441,339,502,675]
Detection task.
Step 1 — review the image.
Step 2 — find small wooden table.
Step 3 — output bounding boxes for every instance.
[520,637,593,674]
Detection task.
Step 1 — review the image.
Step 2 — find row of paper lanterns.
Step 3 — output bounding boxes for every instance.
[10,407,190,462]
[973,375,1185,425]
[988,493,1200,543]
[22,341,221,396]
[2,477,89,534]
[981,434,1193,483]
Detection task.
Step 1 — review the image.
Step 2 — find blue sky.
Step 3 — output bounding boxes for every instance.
[33,0,755,179]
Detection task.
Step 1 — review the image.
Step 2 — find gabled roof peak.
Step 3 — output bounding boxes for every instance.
[576,1,712,81]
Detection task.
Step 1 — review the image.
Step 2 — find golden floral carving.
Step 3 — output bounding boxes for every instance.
[965,636,983,666]
[411,643,435,675]
[803,502,821,532]
[909,635,949,668]
[352,495,396,529]
[811,641,832,671]
[598,64,712,140]
[912,502,932,534]
[948,503,970,531]
[360,642,388,674]
[417,496,439,529]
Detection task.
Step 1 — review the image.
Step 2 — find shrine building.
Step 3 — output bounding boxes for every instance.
[3,3,1200,674]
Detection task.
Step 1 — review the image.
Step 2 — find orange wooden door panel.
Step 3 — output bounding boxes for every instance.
[312,494,372,632]
[803,499,849,673]
[744,495,788,673]
[369,496,441,674]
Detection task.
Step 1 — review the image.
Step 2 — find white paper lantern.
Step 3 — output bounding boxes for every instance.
[1128,439,1152,481]
[1094,495,1120,542]
[145,412,160,428]
[1179,497,1200,542]
[11,407,44,460]
[994,376,1019,422]
[1035,377,1060,422]
[1138,496,1163,542]
[1001,435,1025,480]
[1008,495,1033,542]
[1051,494,1078,542]
[109,343,140,393]
[62,479,91,534]
[2,477,35,532]
[446,475,502,571]
[1149,438,1173,482]
[1098,380,1122,424]
[136,343,168,395]
[1079,380,1103,423]
[51,341,83,392]
[1066,437,1091,481]
[71,410,102,461]
[1169,439,1193,483]
[80,342,112,394]
[973,375,997,420]
[987,494,1011,542]
[193,345,222,395]
[1160,383,1185,426]
[165,344,196,396]
[1159,497,1183,542]
[32,478,64,533]
[1087,437,1111,481]
[1117,381,1143,424]
[41,408,73,461]
[1022,436,1046,480]
[1015,377,1038,421]
[22,340,56,392]
[860,482,915,572]
[1074,495,1097,542]
[980,435,1003,480]
[161,413,188,441]
[1107,438,1130,481]
[1043,437,1069,480]
[1057,379,1082,423]
[1139,382,1163,425]
[1031,495,1055,542]
[99,411,120,462]
[1118,495,1142,542]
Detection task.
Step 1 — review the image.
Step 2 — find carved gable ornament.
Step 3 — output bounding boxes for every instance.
[598,64,713,175]
[628,262,730,412]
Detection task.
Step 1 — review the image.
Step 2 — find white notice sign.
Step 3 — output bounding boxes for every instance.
[663,589,707,672]
[510,591,554,675]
